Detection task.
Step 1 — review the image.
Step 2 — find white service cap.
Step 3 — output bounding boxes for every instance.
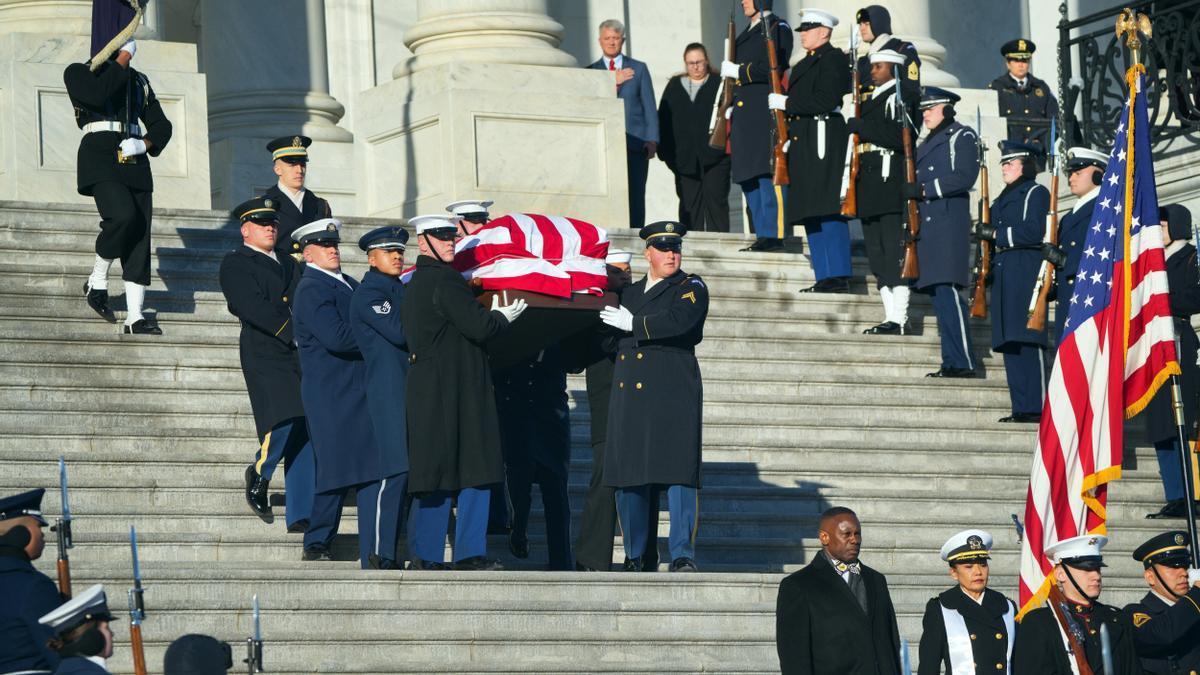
[869,49,906,65]
[797,9,838,29]
[445,199,495,216]
[409,214,462,234]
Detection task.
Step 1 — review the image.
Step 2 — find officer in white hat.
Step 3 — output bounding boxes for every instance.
[445,199,495,236]
[918,530,1017,674]
[38,584,114,674]
[1054,147,1108,343]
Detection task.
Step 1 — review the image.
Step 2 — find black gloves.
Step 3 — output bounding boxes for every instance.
[1042,242,1067,267]
[902,182,924,200]
[974,222,996,242]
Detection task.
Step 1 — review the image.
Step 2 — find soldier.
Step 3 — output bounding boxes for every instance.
[1054,147,1107,344]
[775,507,902,674]
[598,221,709,573]
[1011,534,1143,674]
[854,5,921,102]
[446,199,494,233]
[982,141,1053,423]
[349,226,414,570]
[291,219,404,568]
[720,0,793,252]
[218,197,314,534]
[1122,531,1200,674]
[910,87,980,378]
[37,584,114,675]
[0,489,62,674]
[849,49,911,334]
[988,39,1059,160]
[263,136,333,257]
[65,3,172,335]
[402,215,527,571]
[768,9,853,293]
[918,530,1017,675]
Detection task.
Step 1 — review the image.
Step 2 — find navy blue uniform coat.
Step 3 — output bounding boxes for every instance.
[990,177,1050,350]
[0,549,61,673]
[729,14,793,184]
[293,267,383,492]
[603,270,708,489]
[349,268,411,476]
[917,587,1016,675]
[54,657,109,674]
[913,120,980,289]
[1122,586,1200,674]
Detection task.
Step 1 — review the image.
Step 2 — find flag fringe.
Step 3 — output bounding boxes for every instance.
[1125,361,1181,418]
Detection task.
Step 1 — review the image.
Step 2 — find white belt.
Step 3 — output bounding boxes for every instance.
[82,121,141,136]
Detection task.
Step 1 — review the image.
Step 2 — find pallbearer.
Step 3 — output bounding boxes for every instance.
[1054,148,1107,343]
[1122,531,1200,673]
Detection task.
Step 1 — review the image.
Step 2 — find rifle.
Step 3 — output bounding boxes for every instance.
[899,65,920,280]
[840,30,862,217]
[51,456,73,599]
[760,1,789,186]
[707,9,736,151]
[245,594,264,674]
[970,107,993,318]
[1026,118,1061,331]
[128,526,148,675]
[1046,584,1095,675]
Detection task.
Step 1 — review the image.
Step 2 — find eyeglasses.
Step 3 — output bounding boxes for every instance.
[685,60,708,67]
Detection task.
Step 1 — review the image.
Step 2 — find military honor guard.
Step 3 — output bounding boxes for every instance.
[1011,534,1142,674]
[0,489,62,674]
[401,215,527,571]
[988,39,1060,160]
[65,2,173,335]
[348,226,414,570]
[263,136,333,257]
[721,0,793,252]
[849,49,912,334]
[291,219,404,567]
[1054,148,1108,343]
[1123,531,1200,674]
[855,5,921,102]
[775,507,902,674]
[599,221,708,572]
[1143,204,1200,520]
[918,530,1017,675]
[218,197,315,534]
[911,87,980,378]
[769,9,854,293]
[37,584,115,674]
[446,199,494,232]
[985,141,1052,422]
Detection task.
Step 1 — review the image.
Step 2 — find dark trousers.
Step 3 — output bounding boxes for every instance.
[740,176,786,240]
[508,461,572,570]
[303,473,407,568]
[253,418,315,529]
[1002,342,1047,414]
[675,159,731,233]
[928,283,976,371]
[92,181,152,285]
[626,139,649,229]
[862,212,905,289]
[804,216,852,280]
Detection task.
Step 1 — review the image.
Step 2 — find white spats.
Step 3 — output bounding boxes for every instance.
[123,282,147,325]
[88,256,113,291]
[890,286,911,326]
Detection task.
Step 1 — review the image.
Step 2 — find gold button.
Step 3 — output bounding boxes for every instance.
[1025,126,1032,131]
[1089,630,1096,635]
[736,101,743,107]
[636,382,643,389]
[995,664,1003,670]
[636,353,643,360]
[282,296,288,302]
[619,382,624,388]
[620,354,626,360]
[970,634,977,641]
[995,633,1003,640]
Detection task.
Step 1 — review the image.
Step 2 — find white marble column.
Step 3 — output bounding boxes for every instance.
[0,0,91,35]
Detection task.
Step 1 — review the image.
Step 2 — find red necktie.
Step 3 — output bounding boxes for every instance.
[608,58,616,71]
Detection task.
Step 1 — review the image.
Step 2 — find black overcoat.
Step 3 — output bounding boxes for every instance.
[990,177,1050,350]
[1122,586,1200,674]
[782,42,851,223]
[401,256,508,494]
[854,82,905,219]
[729,14,793,183]
[603,270,708,489]
[775,553,903,675]
[1011,602,1143,675]
[657,74,727,177]
[1142,243,1200,443]
[218,246,305,437]
[913,120,979,289]
[63,61,172,196]
[917,586,1017,675]
[989,73,1059,155]
[263,184,332,258]
[0,550,62,673]
[493,348,571,477]
[349,268,412,477]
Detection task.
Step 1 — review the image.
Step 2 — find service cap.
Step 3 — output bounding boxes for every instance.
[918,86,960,109]
[410,214,462,241]
[358,226,409,252]
[1065,147,1108,173]
[639,221,686,252]
[266,135,312,164]
[1046,534,1108,571]
[233,196,279,225]
[38,584,114,635]
[1132,531,1191,569]
[940,529,993,564]
[999,140,1042,164]
[290,218,341,247]
[796,9,838,31]
[869,49,906,66]
[0,488,47,526]
[1001,38,1036,60]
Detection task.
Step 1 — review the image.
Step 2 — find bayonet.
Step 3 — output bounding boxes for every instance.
[128,525,147,675]
[245,594,264,673]
[1100,622,1114,675]
[52,456,73,598]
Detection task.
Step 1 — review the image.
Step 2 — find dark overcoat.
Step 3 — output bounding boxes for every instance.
[782,42,851,223]
[401,255,508,494]
[1122,586,1200,674]
[1142,244,1200,443]
[0,549,61,673]
[854,82,905,219]
[349,268,412,477]
[218,246,305,437]
[917,586,1017,675]
[990,177,1050,350]
[657,74,727,177]
[63,61,172,196]
[776,553,902,675]
[729,14,793,183]
[493,348,571,477]
[263,184,332,258]
[603,270,708,489]
[1055,190,1099,303]
[913,120,980,289]
[989,73,1059,155]
[1011,602,1143,675]
[293,267,382,492]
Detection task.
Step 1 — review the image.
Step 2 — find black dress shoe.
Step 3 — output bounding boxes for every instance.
[799,277,851,294]
[368,554,402,570]
[622,556,643,572]
[740,238,784,252]
[508,533,529,559]
[669,557,698,572]
[1146,500,1185,519]
[999,412,1042,423]
[286,519,309,534]
[301,547,333,562]
[925,367,976,379]
[83,282,117,323]
[454,556,504,571]
[863,321,902,335]
[244,465,272,522]
[574,562,603,572]
[407,557,450,571]
[123,319,162,335]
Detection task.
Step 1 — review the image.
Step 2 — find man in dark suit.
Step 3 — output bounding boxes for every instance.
[588,20,658,230]
[1054,147,1107,344]
[775,506,902,674]
[263,136,333,258]
[1122,531,1200,674]
[218,197,314,534]
[0,489,62,674]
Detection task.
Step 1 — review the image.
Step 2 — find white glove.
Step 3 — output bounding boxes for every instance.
[490,294,527,323]
[120,40,136,58]
[599,305,634,332]
[720,60,739,80]
[768,93,788,111]
[118,138,147,157]
[1189,568,1200,587]
[724,106,733,121]
[782,140,791,153]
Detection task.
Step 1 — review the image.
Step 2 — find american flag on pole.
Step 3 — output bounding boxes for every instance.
[1017,64,1179,617]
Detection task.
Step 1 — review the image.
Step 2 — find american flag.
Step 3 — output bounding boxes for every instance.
[1017,67,1179,616]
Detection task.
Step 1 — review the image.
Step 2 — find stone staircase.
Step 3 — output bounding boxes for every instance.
[0,201,1172,673]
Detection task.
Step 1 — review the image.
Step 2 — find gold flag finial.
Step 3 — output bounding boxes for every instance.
[1115,8,1153,66]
